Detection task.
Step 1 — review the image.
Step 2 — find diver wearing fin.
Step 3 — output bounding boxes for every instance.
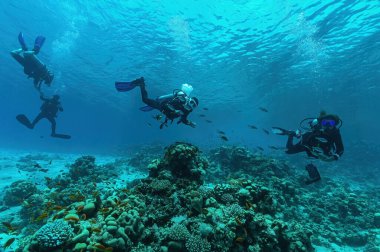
[273,111,344,161]
[16,94,70,139]
[115,77,199,129]
[10,32,54,91]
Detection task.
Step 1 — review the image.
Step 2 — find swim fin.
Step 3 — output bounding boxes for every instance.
[16,114,33,129]
[51,133,71,139]
[33,35,46,54]
[305,163,321,185]
[115,81,138,92]
[18,32,28,51]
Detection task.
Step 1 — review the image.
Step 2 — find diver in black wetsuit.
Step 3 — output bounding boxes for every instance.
[115,77,199,129]
[273,112,344,161]
[16,95,70,139]
[10,32,54,91]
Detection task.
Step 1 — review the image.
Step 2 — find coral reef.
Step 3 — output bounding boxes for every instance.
[31,220,74,250]
[149,142,209,184]
[3,180,38,206]
[69,155,97,179]
[10,143,379,252]
[128,145,163,172]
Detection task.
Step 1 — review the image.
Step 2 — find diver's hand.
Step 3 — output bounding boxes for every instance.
[317,153,336,162]
[332,153,340,160]
[189,121,196,128]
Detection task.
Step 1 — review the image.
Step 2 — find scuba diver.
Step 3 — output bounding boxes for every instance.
[272,111,344,162]
[115,77,199,129]
[10,32,54,91]
[16,94,71,139]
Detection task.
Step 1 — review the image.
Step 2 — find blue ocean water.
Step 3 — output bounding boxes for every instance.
[0,0,379,154]
[0,1,379,250]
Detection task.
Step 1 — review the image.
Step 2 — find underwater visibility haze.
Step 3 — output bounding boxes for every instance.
[0,0,379,251]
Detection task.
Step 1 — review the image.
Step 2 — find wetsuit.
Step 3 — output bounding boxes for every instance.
[139,84,195,128]
[31,96,63,135]
[10,49,53,90]
[286,128,344,159]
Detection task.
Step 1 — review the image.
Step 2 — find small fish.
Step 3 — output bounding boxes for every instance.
[48,160,52,165]
[235,237,245,243]
[257,146,264,151]
[199,114,206,117]
[220,135,229,141]
[245,201,253,209]
[33,163,42,169]
[205,120,212,123]
[17,170,21,174]
[94,244,113,252]
[152,114,162,121]
[91,227,102,233]
[52,205,64,211]
[23,192,34,200]
[203,108,208,111]
[248,125,257,129]
[3,237,15,249]
[101,208,110,213]
[35,212,49,222]
[259,107,268,112]
[64,216,80,222]
[39,168,49,173]
[120,188,130,193]
[262,129,270,135]
[315,137,328,143]
[217,130,226,135]
[2,222,15,231]
[77,205,84,213]
[59,170,64,172]
[147,122,152,127]
[268,146,279,150]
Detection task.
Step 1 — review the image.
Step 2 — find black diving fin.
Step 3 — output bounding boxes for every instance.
[305,163,321,185]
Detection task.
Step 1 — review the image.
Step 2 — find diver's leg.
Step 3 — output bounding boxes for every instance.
[31,113,44,128]
[46,117,57,135]
[10,50,25,67]
[286,135,294,149]
[285,136,306,154]
[33,79,43,91]
[139,85,161,109]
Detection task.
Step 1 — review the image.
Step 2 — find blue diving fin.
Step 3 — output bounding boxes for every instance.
[18,32,28,51]
[33,35,46,54]
[115,81,138,92]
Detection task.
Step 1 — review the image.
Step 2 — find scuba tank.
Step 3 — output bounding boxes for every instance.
[181,83,193,96]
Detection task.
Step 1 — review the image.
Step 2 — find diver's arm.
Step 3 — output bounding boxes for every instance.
[334,130,344,157]
[178,114,196,128]
[59,104,63,112]
[39,94,49,101]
